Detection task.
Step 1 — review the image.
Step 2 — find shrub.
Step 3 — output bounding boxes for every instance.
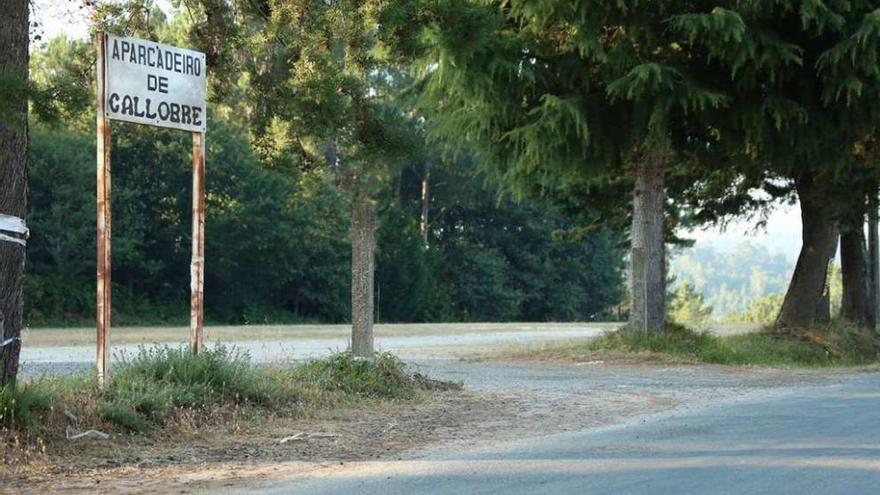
[581,322,880,367]
[288,351,424,400]
[100,345,289,431]
[0,381,54,431]
[2,347,457,437]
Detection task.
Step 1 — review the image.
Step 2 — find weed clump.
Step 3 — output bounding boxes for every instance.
[0,381,54,431]
[588,323,727,359]
[287,351,460,402]
[93,345,290,432]
[2,347,456,438]
[562,321,880,367]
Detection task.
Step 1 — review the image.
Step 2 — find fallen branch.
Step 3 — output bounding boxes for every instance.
[277,432,341,444]
[65,427,110,441]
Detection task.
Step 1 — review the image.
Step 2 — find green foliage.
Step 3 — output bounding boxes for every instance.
[375,203,449,322]
[668,283,713,327]
[25,116,624,325]
[288,351,436,401]
[175,0,421,194]
[575,323,880,367]
[29,36,94,126]
[670,0,880,177]
[25,43,626,326]
[725,262,843,325]
[406,159,626,322]
[0,382,54,431]
[0,66,29,130]
[670,242,793,319]
[590,324,728,360]
[22,21,628,327]
[114,345,276,403]
[727,294,785,325]
[722,322,880,367]
[25,118,353,325]
[101,345,287,431]
[383,0,734,230]
[443,241,521,321]
[2,349,451,436]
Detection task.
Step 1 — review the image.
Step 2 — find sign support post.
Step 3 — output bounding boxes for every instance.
[95,32,208,382]
[190,132,206,354]
[96,32,112,387]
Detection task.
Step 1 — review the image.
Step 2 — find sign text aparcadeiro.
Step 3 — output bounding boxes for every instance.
[104,34,207,133]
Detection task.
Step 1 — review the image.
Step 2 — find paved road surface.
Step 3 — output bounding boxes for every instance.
[237,372,880,495]
[19,324,612,377]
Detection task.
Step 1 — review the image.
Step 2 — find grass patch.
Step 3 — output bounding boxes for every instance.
[286,351,455,402]
[505,322,880,368]
[0,382,54,431]
[1,346,456,440]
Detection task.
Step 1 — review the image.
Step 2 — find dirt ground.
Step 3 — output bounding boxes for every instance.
[2,375,674,493]
[3,355,830,495]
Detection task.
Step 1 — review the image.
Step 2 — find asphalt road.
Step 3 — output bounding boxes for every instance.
[239,372,880,495]
[19,323,613,378]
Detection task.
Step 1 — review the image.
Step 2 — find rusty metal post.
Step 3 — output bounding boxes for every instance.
[190,132,206,354]
[96,32,112,385]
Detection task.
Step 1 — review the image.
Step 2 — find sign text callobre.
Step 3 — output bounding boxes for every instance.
[104,34,207,133]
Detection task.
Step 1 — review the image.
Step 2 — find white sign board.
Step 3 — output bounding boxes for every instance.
[103,34,207,133]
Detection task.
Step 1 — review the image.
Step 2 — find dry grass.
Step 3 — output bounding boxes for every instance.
[1,346,460,480]
[493,323,880,368]
[1,388,489,493]
[22,322,623,347]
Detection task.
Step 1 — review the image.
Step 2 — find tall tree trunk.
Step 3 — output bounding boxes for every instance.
[815,236,838,325]
[868,192,879,331]
[841,227,872,328]
[0,0,29,386]
[776,173,838,330]
[351,198,375,357]
[420,161,430,247]
[629,153,666,332]
[815,287,832,325]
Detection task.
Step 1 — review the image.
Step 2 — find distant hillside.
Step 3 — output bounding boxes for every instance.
[670,242,794,319]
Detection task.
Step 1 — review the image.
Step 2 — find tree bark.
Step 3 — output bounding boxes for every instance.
[629,153,666,332]
[868,193,879,331]
[815,237,838,325]
[815,288,831,325]
[776,173,839,330]
[840,227,872,328]
[420,161,430,247]
[351,198,375,357]
[0,0,29,386]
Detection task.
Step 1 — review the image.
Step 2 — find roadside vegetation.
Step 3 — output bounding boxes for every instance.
[504,324,880,368]
[24,122,625,328]
[1,346,459,466]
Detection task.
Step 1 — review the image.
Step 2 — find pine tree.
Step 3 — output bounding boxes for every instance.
[178,0,418,354]
[383,0,731,332]
[672,2,880,330]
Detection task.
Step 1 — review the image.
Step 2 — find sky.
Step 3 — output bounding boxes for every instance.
[685,204,802,259]
[32,1,806,262]
[31,0,94,42]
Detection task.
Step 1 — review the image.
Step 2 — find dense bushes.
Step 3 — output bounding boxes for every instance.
[25,120,625,326]
[24,33,626,327]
